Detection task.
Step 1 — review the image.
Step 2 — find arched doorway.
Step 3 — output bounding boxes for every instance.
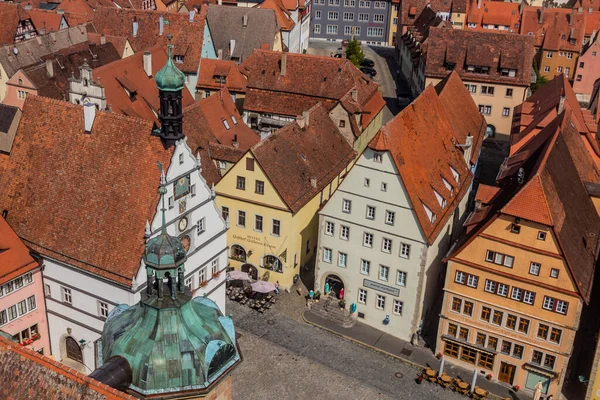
[65,337,83,363]
[325,274,344,299]
[485,124,496,138]
[241,264,258,280]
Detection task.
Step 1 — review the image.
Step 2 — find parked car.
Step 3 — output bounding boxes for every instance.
[333,53,343,58]
[360,66,377,77]
[361,58,375,68]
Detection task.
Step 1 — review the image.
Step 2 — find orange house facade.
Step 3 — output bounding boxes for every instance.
[438,214,584,397]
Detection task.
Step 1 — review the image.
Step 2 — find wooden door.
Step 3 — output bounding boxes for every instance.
[498,362,516,385]
[66,337,83,363]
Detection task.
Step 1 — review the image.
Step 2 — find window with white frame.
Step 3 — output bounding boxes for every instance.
[523,291,535,305]
[314,24,321,34]
[455,270,466,284]
[382,238,392,253]
[354,26,361,35]
[44,284,51,297]
[197,218,205,235]
[344,26,353,35]
[479,105,492,115]
[98,301,109,318]
[379,265,389,281]
[556,300,568,314]
[185,276,193,289]
[342,199,352,213]
[502,107,510,117]
[381,182,387,191]
[385,210,395,225]
[485,250,514,267]
[373,14,384,22]
[326,25,338,34]
[376,294,385,309]
[343,12,354,20]
[367,27,383,37]
[481,85,495,95]
[400,243,410,258]
[325,221,335,235]
[315,10,321,19]
[528,262,541,276]
[361,259,370,275]
[550,268,559,278]
[397,271,407,287]
[467,275,478,288]
[484,280,496,293]
[338,252,347,267]
[465,84,476,93]
[363,232,373,247]
[543,296,555,311]
[364,178,370,187]
[61,287,72,304]
[497,283,509,297]
[212,258,219,274]
[393,300,403,315]
[340,225,350,240]
[358,13,369,21]
[237,210,246,227]
[511,287,522,301]
[366,205,376,220]
[199,267,207,284]
[328,11,339,19]
[323,248,332,263]
[272,219,281,236]
[358,288,367,304]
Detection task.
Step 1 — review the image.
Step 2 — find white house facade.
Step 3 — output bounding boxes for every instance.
[43,139,228,373]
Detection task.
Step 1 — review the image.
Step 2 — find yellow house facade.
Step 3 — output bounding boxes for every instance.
[215,103,356,288]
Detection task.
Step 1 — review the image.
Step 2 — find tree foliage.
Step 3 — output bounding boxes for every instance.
[345,39,365,68]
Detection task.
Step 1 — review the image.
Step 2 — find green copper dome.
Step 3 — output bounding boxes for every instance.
[100,296,240,396]
[155,34,186,92]
[144,233,186,269]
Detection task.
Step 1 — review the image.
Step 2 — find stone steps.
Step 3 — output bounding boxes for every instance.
[309,296,355,328]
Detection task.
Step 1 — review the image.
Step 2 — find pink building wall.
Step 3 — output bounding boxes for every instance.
[573,40,600,104]
[0,269,51,356]
[2,70,38,110]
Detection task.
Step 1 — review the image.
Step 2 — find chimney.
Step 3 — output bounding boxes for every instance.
[229,39,236,57]
[217,49,223,59]
[589,7,593,13]
[159,16,164,36]
[143,51,152,77]
[297,110,310,128]
[558,95,566,113]
[218,0,222,4]
[310,177,317,188]
[45,59,54,78]
[24,4,32,10]
[133,18,139,38]
[100,34,106,45]
[351,88,358,101]
[189,10,196,22]
[232,134,239,148]
[539,3,545,23]
[477,0,481,9]
[84,103,96,133]
[243,14,248,27]
[280,53,287,76]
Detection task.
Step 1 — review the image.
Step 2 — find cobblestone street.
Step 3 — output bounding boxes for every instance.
[228,295,464,400]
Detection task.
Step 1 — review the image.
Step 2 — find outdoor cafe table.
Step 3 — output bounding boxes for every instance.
[474,387,486,396]
[425,369,435,377]
[441,375,451,383]
[457,382,469,390]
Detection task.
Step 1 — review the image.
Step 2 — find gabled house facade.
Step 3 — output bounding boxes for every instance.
[314,72,485,342]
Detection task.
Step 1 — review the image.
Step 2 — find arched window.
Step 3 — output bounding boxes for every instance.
[65,337,83,363]
[262,255,283,273]
[230,245,246,261]
[18,79,23,85]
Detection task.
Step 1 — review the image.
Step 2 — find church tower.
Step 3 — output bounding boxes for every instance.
[155,34,186,145]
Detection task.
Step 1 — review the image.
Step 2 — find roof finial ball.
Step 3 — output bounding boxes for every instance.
[155,33,186,146]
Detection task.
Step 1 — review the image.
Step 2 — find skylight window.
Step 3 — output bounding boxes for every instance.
[231,115,238,125]
[222,119,230,130]
[449,166,460,183]
[442,177,453,195]
[422,203,436,224]
[433,189,446,209]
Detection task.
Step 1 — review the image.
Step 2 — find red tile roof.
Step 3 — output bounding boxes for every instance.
[249,102,355,213]
[0,336,135,399]
[399,0,452,26]
[370,84,474,244]
[434,71,487,166]
[520,6,586,52]
[425,27,535,87]
[450,110,600,302]
[88,32,130,56]
[91,5,208,73]
[92,45,195,123]
[0,3,21,45]
[197,58,247,93]
[465,0,520,33]
[475,183,500,204]
[258,0,295,31]
[183,88,259,186]
[510,74,600,171]
[241,50,384,124]
[27,9,66,33]
[0,96,172,287]
[0,216,39,286]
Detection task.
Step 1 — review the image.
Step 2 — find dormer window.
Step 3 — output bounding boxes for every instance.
[449,166,460,183]
[222,119,230,130]
[373,152,383,163]
[500,68,517,77]
[174,55,184,64]
[442,177,453,195]
[569,39,576,45]
[423,203,436,224]
[444,62,456,71]
[466,65,489,74]
[433,189,446,209]
[231,115,238,125]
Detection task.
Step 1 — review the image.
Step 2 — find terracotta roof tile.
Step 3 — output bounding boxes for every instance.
[501,175,552,225]
[0,216,39,286]
[0,96,172,287]
[91,5,208,73]
[197,58,247,93]
[258,0,294,31]
[27,8,65,33]
[0,3,23,45]
[0,105,21,154]
[0,336,135,399]
[92,46,195,123]
[434,71,487,166]
[425,27,535,87]
[399,0,452,26]
[520,6,586,51]
[475,183,500,204]
[465,0,520,33]
[250,103,355,213]
[88,32,129,56]
[370,84,473,244]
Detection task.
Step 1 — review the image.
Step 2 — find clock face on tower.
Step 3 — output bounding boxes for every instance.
[178,217,188,232]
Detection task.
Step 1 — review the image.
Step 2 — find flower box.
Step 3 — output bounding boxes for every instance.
[199,281,208,288]
[212,271,221,279]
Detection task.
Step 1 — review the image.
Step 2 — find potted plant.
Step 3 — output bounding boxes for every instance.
[212,271,221,279]
[200,280,208,288]
[339,299,346,310]
[486,374,492,380]
[513,385,520,392]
